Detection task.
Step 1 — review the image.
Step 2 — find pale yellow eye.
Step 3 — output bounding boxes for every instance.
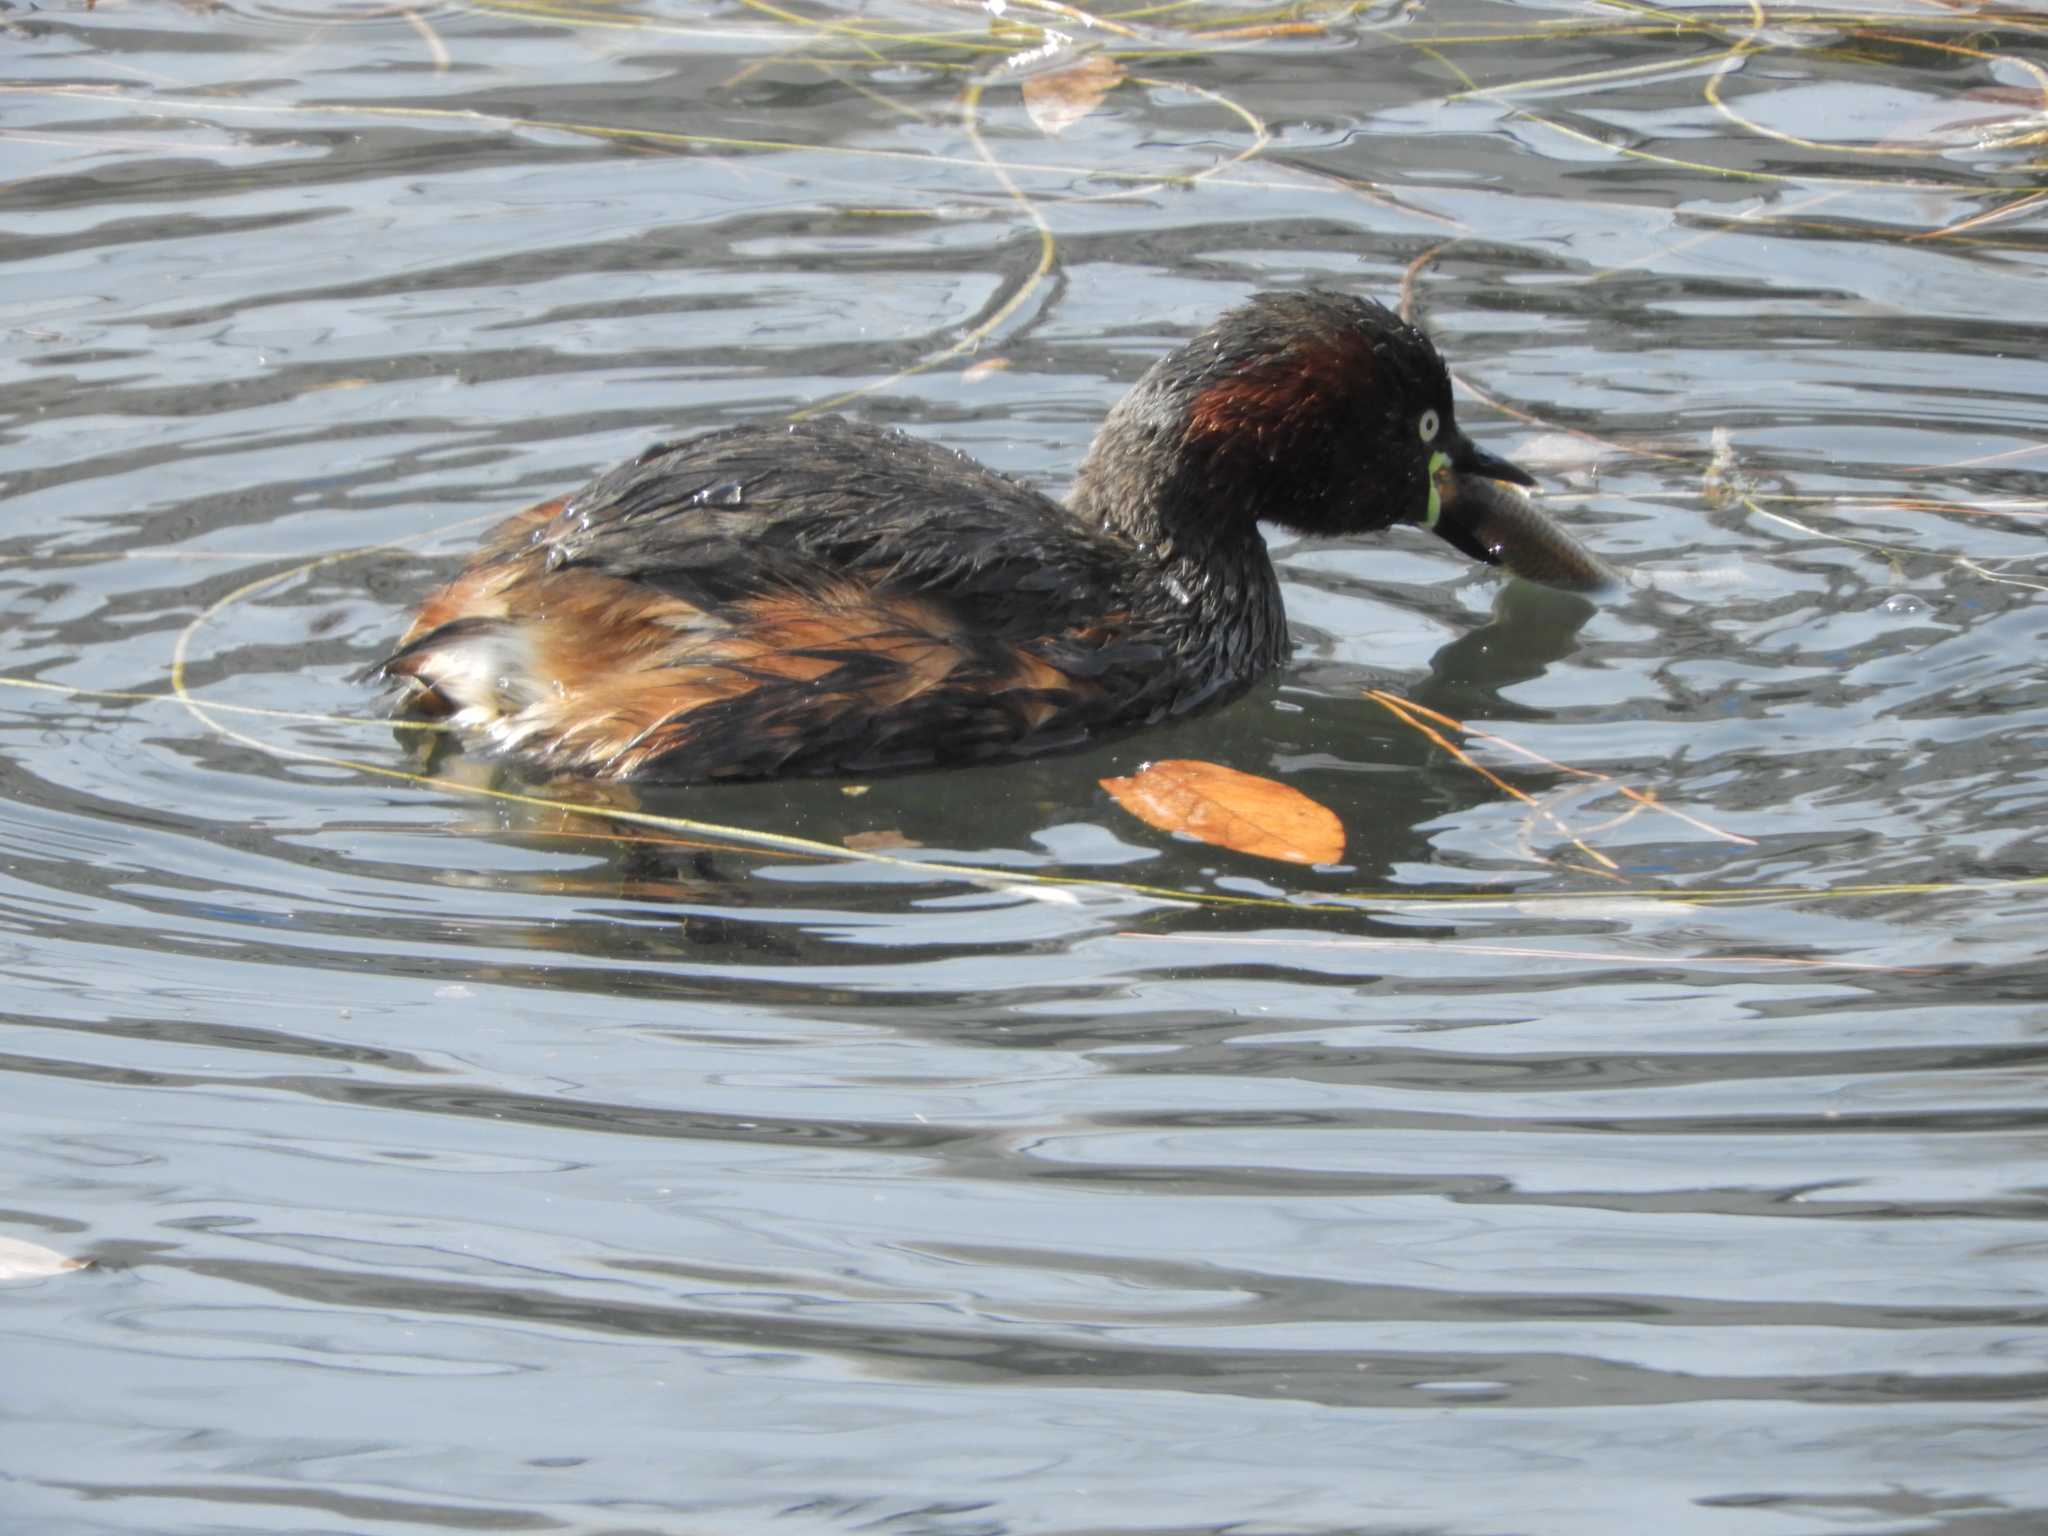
[1417,409,1440,444]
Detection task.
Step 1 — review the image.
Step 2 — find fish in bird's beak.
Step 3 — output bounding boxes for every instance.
[1422,434,1618,595]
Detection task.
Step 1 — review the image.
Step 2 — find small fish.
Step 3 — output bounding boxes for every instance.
[1437,471,1621,595]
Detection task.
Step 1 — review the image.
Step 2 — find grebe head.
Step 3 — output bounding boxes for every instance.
[1073,289,1536,565]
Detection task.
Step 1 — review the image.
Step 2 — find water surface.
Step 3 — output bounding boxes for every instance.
[5,0,2047,1531]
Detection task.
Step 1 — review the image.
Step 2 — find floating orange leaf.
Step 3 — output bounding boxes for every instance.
[1021,54,1125,137]
[844,828,922,852]
[1101,760,1344,865]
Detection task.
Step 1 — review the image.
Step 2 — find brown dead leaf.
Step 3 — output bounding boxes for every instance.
[0,1234,89,1282]
[1021,54,1125,138]
[844,829,923,852]
[1101,759,1344,865]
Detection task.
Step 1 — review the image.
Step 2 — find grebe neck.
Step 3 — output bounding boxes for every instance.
[1069,419,1291,698]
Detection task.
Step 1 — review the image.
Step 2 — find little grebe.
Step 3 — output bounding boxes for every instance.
[374,290,1582,781]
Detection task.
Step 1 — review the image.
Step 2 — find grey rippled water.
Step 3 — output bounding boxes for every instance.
[4,0,2047,1531]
